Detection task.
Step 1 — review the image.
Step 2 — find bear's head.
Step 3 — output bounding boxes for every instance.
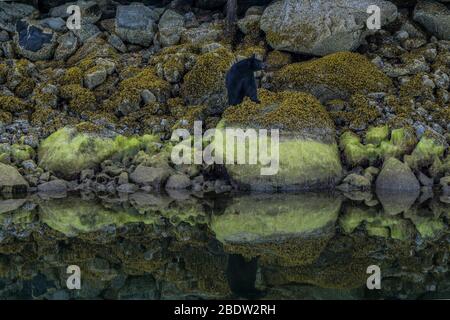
[249,54,266,71]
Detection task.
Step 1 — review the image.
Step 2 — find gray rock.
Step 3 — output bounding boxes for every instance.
[115,4,156,47]
[116,183,138,193]
[260,0,398,56]
[158,9,185,47]
[39,17,67,32]
[108,33,127,53]
[14,20,57,61]
[418,171,434,186]
[50,0,102,24]
[238,14,261,35]
[376,157,420,193]
[0,2,37,32]
[165,173,191,189]
[181,23,222,45]
[413,0,450,40]
[141,89,156,104]
[54,32,78,61]
[71,23,101,43]
[37,179,68,193]
[0,162,29,194]
[130,165,171,188]
[84,66,107,89]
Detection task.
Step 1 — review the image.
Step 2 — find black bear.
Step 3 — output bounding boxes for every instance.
[226,54,265,106]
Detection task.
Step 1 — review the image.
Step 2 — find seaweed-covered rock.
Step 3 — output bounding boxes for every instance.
[38,126,159,179]
[218,89,342,191]
[104,67,171,115]
[413,0,450,40]
[340,127,417,167]
[14,20,57,61]
[182,47,235,115]
[0,162,28,194]
[115,3,156,47]
[260,0,398,56]
[275,52,392,102]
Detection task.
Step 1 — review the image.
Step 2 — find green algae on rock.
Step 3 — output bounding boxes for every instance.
[38,126,159,178]
[340,126,417,167]
[274,52,392,102]
[216,89,342,191]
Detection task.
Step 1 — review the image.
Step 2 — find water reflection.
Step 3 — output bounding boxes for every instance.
[0,192,448,299]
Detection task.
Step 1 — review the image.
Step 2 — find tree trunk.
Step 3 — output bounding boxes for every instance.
[225,0,238,40]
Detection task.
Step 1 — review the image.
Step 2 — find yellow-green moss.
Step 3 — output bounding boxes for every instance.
[275,52,392,97]
[266,50,292,69]
[223,89,334,133]
[0,95,28,113]
[182,47,235,102]
[0,111,12,124]
[60,84,96,113]
[104,67,170,113]
[59,67,83,86]
[405,135,446,170]
[340,127,417,167]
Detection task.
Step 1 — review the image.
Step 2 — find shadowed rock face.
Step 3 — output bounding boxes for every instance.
[16,20,53,52]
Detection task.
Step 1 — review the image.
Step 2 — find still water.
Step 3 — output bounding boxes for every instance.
[0,191,449,300]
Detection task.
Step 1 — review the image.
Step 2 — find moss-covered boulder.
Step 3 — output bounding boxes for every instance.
[274,52,392,102]
[38,126,159,179]
[216,89,342,191]
[210,193,341,266]
[340,126,417,167]
[104,67,171,116]
[181,47,235,115]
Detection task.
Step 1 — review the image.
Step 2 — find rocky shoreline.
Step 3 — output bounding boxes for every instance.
[0,0,448,203]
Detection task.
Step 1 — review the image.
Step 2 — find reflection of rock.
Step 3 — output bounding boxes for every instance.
[211,193,341,266]
[0,199,26,214]
[340,206,415,240]
[377,189,419,215]
[39,198,157,236]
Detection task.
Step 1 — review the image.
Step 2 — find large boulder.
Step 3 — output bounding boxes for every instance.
[274,52,392,103]
[0,2,37,32]
[217,89,343,191]
[115,3,157,47]
[260,0,398,56]
[181,47,235,115]
[0,163,28,194]
[38,126,158,179]
[14,20,57,61]
[49,0,102,24]
[413,0,450,40]
[158,9,185,47]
